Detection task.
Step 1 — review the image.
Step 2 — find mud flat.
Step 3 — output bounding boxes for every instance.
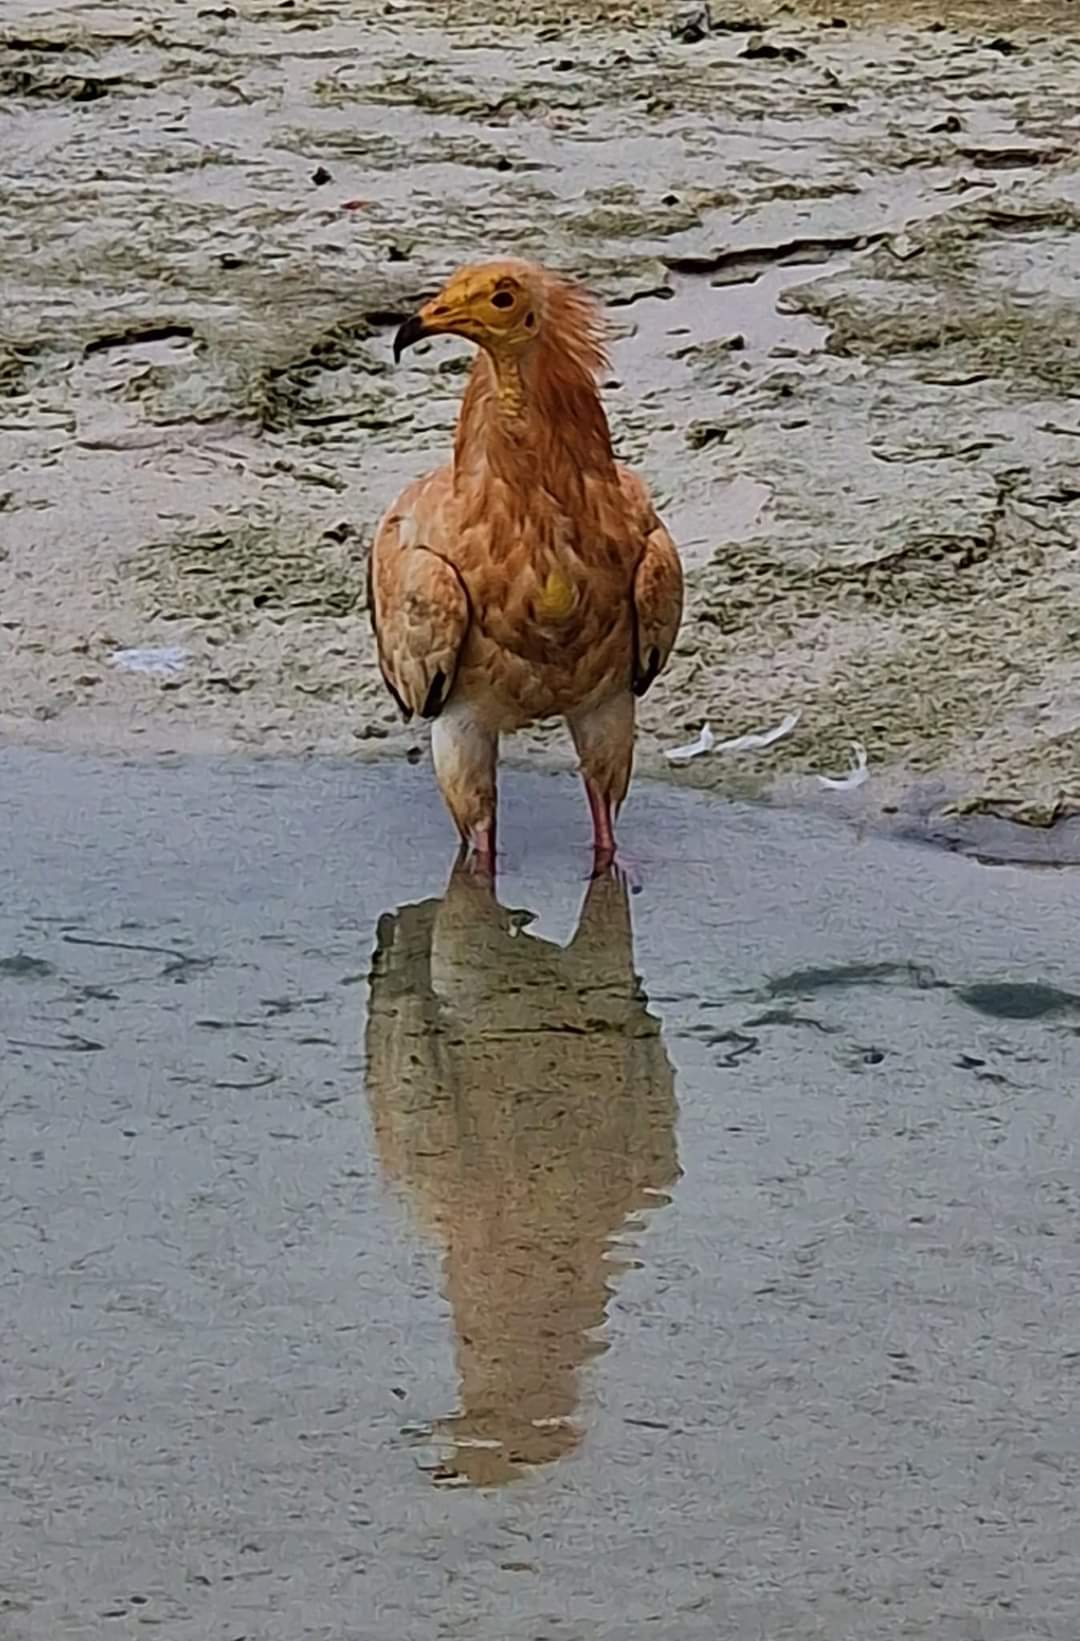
[2,0,1080,853]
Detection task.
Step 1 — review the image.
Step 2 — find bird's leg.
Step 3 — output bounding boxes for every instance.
[432,705,499,876]
[584,778,617,873]
[566,693,635,876]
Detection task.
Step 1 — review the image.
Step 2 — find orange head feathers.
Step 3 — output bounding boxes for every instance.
[393,257,616,490]
[393,258,609,380]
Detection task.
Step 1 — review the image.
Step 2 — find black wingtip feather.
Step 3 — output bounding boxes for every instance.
[633,646,661,698]
[420,668,448,720]
[381,669,413,723]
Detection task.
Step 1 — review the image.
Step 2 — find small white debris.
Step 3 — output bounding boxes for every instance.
[666,711,801,764]
[714,710,801,754]
[110,646,189,677]
[666,723,716,763]
[817,741,869,791]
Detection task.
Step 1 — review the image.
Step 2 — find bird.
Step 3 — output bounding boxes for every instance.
[364,859,680,1485]
[368,257,684,875]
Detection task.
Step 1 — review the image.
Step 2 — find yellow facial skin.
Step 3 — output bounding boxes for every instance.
[393,260,543,361]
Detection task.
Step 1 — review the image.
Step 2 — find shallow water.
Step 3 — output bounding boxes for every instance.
[3,750,1079,1638]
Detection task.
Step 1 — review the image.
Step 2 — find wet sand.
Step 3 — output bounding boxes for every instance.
[3,749,1080,1638]
[2,0,1080,846]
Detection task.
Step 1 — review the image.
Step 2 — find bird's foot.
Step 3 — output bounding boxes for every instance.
[584,788,645,887]
[592,850,644,892]
[590,842,617,880]
[581,842,644,891]
[581,784,638,886]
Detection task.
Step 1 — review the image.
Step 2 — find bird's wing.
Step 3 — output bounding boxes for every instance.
[369,470,471,722]
[618,468,684,697]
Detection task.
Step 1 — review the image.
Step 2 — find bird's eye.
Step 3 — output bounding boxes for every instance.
[491,290,514,309]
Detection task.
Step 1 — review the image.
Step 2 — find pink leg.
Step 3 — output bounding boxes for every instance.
[584,777,617,873]
[568,694,635,876]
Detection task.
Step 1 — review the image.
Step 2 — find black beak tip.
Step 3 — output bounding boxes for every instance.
[393,314,427,364]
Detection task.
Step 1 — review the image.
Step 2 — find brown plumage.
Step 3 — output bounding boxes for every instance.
[369,257,684,873]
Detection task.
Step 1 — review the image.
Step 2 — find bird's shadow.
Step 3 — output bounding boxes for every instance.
[364,858,681,1486]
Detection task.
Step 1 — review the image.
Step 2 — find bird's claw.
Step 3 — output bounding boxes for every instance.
[583,851,642,892]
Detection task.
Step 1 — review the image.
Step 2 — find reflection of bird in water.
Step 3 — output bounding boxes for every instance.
[365,863,679,1486]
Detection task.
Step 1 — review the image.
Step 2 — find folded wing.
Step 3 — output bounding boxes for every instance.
[619,470,684,697]
[370,485,471,722]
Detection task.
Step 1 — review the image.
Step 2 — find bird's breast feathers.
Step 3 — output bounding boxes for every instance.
[470,540,632,655]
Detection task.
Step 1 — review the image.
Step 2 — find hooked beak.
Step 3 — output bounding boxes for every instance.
[392,312,430,363]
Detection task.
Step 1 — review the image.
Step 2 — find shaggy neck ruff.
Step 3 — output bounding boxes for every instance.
[453,276,617,506]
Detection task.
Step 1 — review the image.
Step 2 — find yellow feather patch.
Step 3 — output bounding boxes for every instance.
[536,569,577,623]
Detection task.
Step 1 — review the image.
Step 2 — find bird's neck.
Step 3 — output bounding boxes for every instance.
[453,343,616,500]
[488,350,528,420]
